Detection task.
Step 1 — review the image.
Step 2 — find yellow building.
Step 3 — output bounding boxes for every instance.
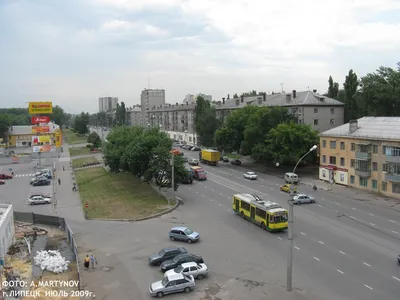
[7,123,59,147]
[319,117,400,199]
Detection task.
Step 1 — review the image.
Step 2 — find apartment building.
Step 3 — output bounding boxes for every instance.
[319,117,400,199]
[183,93,212,104]
[216,90,344,132]
[141,89,165,127]
[148,101,197,145]
[98,97,118,113]
[126,106,142,127]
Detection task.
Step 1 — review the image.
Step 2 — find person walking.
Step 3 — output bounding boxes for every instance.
[90,254,97,269]
[58,178,61,185]
[83,255,90,270]
[63,166,65,171]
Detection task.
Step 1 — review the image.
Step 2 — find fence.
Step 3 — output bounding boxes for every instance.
[13,212,81,290]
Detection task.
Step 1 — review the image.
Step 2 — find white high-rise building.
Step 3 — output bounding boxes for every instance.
[141,89,165,126]
[98,97,118,112]
[183,93,212,103]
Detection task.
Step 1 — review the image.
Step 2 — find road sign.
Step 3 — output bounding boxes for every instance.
[85,203,88,209]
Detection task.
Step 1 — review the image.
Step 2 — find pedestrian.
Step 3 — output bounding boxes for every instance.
[83,255,90,270]
[90,254,97,269]
[58,178,61,185]
[63,166,65,171]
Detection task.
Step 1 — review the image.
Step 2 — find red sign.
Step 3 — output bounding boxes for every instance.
[85,203,88,209]
[32,126,50,133]
[31,116,50,124]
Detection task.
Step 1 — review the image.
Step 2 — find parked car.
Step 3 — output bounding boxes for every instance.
[188,159,199,166]
[29,193,52,199]
[32,179,51,186]
[169,227,200,243]
[31,175,48,184]
[164,262,208,280]
[0,174,13,179]
[161,253,204,272]
[244,172,257,180]
[149,247,188,266]
[0,180,5,185]
[280,184,297,193]
[28,196,52,205]
[293,194,315,204]
[186,146,194,151]
[231,159,241,166]
[149,273,195,298]
[222,156,229,162]
[35,169,51,177]
[397,254,400,264]
[284,172,299,184]
[191,146,201,151]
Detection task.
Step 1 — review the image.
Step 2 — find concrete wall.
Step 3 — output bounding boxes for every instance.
[0,204,15,258]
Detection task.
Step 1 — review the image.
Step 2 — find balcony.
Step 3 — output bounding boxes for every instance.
[355,151,371,160]
[355,169,371,177]
[385,173,400,183]
[385,156,400,163]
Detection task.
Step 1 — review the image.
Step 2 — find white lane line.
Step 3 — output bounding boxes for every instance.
[393,276,400,282]
[363,262,371,267]
[335,202,341,205]
[317,204,322,207]
[369,213,374,216]
[294,246,300,250]
[350,216,356,219]
[196,191,198,193]
[313,257,320,261]
[389,220,396,223]
[277,237,282,240]
[339,251,346,255]
[202,195,205,197]
[204,186,207,188]
[392,230,399,234]
[337,269,344,274]
[228,209,231,212]
[218,203,222,207]
[300,232,306,236]
[370,223,375,226]
[364,285,373,290]
[352,207,356,210]
[210,199,213,202]
[318,241,324,245]
[219,193,223,195]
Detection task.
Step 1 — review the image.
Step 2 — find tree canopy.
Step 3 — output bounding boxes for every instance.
[73,112,90,135]
[87,131,101,148]
[194,96,218,146]
[103,126,187,191]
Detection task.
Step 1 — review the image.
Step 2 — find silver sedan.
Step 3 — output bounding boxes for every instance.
[293,194,315,204]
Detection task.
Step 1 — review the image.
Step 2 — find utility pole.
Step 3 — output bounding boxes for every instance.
[171,152,174,205]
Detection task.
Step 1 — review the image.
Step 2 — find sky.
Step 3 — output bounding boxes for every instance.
[1,0,400,114]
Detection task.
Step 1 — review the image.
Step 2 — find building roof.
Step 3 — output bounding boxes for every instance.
[218,91,344,110]
[319,117,400,141]
[7,122,60,135]
[149,102,196,112]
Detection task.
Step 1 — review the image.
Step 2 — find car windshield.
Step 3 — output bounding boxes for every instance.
[158,249,165,256]
[198,172,205,176]
[174,265,184,273]
[161,278,169,286]
[184,228,193,235]
[248,172,255,175]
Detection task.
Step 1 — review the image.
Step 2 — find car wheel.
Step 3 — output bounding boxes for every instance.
[184,287,191,293]
[240,211,245,218]
[156,292,164,298]
[170,236,175,241]
[45,201,49,204]
[261,222,266,230]
[311,200,315,203]
[187,239,192,244]
[197,274,204,280]
[155,261,161,266]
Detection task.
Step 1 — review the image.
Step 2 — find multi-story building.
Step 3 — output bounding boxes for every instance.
[0,204,15,257]
[126,105,142,127]
[148,101,197,145]
[216,90,344,132]
[98,97,118,113]
[183,93,212,104]
[319,117,400,199]
[141,89,166,127]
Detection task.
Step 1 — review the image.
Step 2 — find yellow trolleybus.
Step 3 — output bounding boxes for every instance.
[232,193,288,232]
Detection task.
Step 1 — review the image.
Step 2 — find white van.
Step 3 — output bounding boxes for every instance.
[285,172,299,184]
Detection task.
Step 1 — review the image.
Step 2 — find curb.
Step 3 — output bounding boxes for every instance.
[85,198,181,222]
[73,164,103,171]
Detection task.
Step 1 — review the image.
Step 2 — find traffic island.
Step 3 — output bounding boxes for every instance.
[75,167,175,221]
[63,129,87,144]
[69,147,91,157]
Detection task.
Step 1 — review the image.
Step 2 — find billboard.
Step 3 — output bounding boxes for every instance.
[31,116,50,124]
[32,135,51,145]
[28,102,53,114]
[32,126,50,133]
[55,129,62,147]
[32,145,51,153]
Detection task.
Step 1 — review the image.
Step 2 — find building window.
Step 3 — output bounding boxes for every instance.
[372,162,378,171]
[372,145,378,154]
[382,163,388,172]
[351,143,355,151]
[314,119,318,125]
[314,108,318,114]
[392,183,400,194]
[382,181,387,191]
[350,175,355,184]
[330,108,335,114]
[372,180,378,189]
[330,141,336,149]
[322,155,326,163]
[340,157,345,166]
[322,140,326,148]
[340,142,345,150]
[329,156,336,165]
[350,159,355,168]
[359,178,368,187]
[383,146,400,157]
[189,136,192,142]
[330,119,335,125]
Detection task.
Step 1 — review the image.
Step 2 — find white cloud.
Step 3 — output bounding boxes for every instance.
[94,0,183,11]
[101,19,169,36]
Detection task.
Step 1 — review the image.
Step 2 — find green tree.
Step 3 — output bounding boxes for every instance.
[252,122,318,165]
[87,132,101,147]
[233,93,239,98]
[194,96,218,146]
[327,75,339,99]
[73,112,90,135]
[0,115,10,140]
[343,69,359,122]
[45,105,69,126]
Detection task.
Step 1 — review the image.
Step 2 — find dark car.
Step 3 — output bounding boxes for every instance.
[191,146,201,151]
[231,159,242,166]
[397,254,400,264]
[0,180,5,185]
[149,247,187,266]
[186,146,194,151]
[32,179,51,186]
[0,174,13,179]
[160,253,204,272]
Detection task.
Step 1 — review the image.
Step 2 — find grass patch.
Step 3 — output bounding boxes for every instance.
[226,153,241,159]
[63,129,87,144]
[69,147,90,157]
[72,156,99,168]
[75,167,171,219]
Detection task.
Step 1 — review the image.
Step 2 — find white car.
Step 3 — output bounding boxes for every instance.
[27,196,52,205]
[35,169,51,176]
[244,172,257,180]
[164,262,208,280]
[293,194,315,204]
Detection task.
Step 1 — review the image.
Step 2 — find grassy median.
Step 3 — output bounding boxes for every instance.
[69,147,91,157]
[72,156,100,169]
[75,167,171,219]
[63,129,87,144]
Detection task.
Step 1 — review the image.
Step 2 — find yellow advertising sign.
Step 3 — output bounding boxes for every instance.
[55,130,62,147]
[32,126,50,134]
[32,135,51,145]
[29,102,53,114]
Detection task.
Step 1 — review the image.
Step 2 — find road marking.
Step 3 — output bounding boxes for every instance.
[337,269,344,274]
[335,202,341,205]
[218,203,222,207]
[393,276,400,282]
[202,195,205,197]
[196,191,198,193]
[188,188,191,191]
[350,216,356,219]
[210,199,213,202]
[204,186,207,188]
[364,285,373,290]
[277,237,282,240]
[300,232,306,236]
[219,193,223,195]
[392,230,399,234]
[317,204,322,207]
[369,223,375,226]
[339,251,346,255]
[369,213,374,216]
[313,257,320,261]
[318,241,324,245]
[352,207,356,210]
[211,189,215,192]
[294,246,300,250]
[389,220,396,223]
[363,262,371,267]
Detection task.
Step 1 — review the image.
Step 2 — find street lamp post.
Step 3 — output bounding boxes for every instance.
[287,144,317,291]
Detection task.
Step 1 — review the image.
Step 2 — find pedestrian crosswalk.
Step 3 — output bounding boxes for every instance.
[14,173,36,178]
